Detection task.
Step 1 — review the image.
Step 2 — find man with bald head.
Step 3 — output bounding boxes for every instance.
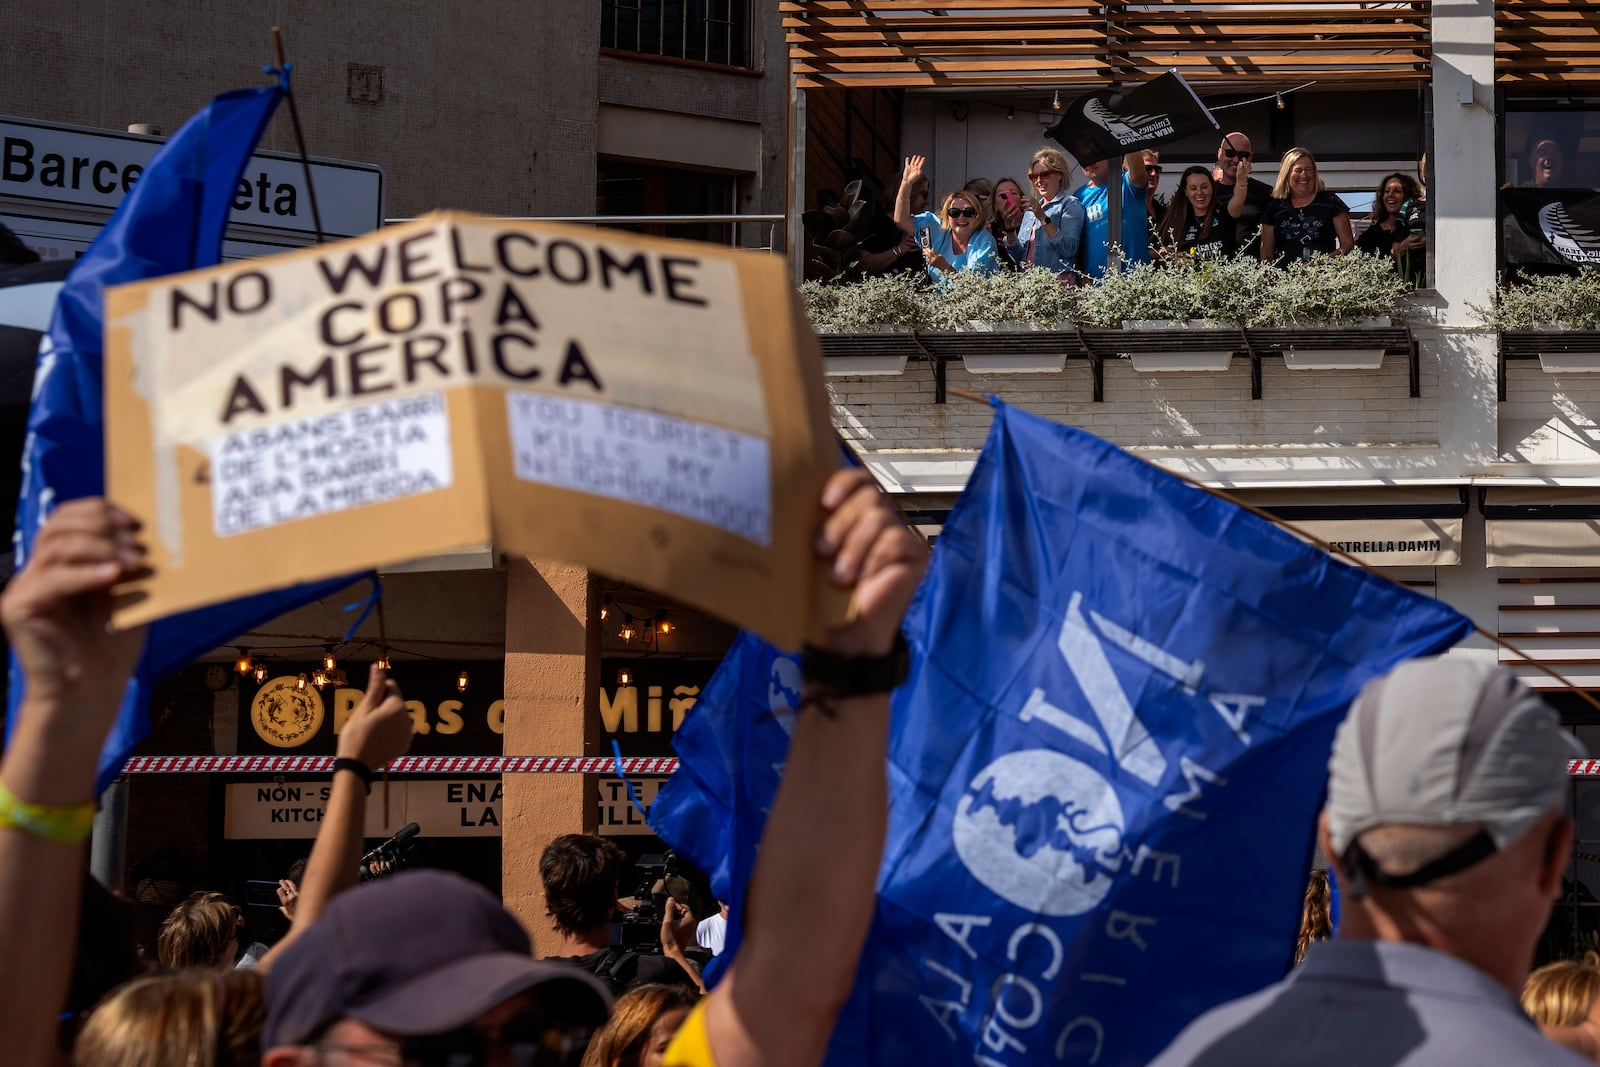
[1213,131,1273,256]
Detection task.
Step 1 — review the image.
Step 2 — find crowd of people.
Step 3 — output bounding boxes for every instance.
[845,130,1436,287]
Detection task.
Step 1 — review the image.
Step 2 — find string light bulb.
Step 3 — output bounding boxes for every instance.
[322,646,337,671]
[376,651,392,671]
[312,668,329,688]
[252,662,268,683]
[619,615,636,641]
[1007,105,1015,121]
[1276,92,1285,110]
[618,667,633,686]
[235,648,253,675]
[456,670,469,692]
[657,614,673,636]
[1051,89,1062,111]
[600,595,611,621]
[295,673,308,692]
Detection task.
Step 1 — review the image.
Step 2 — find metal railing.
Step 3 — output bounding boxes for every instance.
[383,214,785,251]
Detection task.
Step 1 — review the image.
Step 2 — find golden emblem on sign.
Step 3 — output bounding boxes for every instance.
[251,676,325,748]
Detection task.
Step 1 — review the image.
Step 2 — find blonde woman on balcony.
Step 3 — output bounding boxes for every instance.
[1259,147,1353,267]
[893,154,999,285]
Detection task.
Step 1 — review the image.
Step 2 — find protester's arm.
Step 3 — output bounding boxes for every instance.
[0,500,146,1067]
[698,467,928,1067]
[1227,159,1253,218]
[1333,212,1355,255]
[661,896,708,994]
[1125,151,1149,190]
[257,663,411,973]
[893,155,926,238]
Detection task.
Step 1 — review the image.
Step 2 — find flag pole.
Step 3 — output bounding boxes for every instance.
[939,388,1600,711]
[272,27,326,245]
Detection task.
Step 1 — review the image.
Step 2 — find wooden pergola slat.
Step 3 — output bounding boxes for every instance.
[1497,0,1600,82]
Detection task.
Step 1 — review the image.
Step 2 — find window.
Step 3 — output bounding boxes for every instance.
[601,0,752,69]
[596,160,736,245]
[1500,98,1600,273]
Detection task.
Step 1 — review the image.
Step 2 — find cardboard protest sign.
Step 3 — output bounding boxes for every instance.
[103,212,847,649]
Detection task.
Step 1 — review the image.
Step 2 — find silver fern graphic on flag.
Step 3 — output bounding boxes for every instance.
[1539,202,1600,265]
[1082,98,1165,144]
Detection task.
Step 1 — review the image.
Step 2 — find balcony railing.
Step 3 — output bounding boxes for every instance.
[782,0,1433,90]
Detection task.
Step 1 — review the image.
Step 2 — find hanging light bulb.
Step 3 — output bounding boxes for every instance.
[312,668,329,688]
[1051,89,1062,111]
[252,662,268,683]
[295,673,309,692]
[619,615,636,641]
[235,648,253,675]
[1275,92,1285,111]
[656,614,673,636]
[322,646,337,671]
[1007,105,1015,121]
[599,595,611,622]
[618,667,633,686]
[376,651,392,670]
[456,670,469,692]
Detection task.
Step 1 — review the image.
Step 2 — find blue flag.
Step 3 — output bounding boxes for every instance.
[8,80,368,792]
[650,630,802,987]
[824,401,1471,1066]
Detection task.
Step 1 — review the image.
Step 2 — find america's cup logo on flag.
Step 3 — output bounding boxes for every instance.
[1047,72,1218,162]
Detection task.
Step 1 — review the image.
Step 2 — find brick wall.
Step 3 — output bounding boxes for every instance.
[832,351,1441,455]
[1500,362,1600,464]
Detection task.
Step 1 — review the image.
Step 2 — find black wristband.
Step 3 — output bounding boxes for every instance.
[801,631,911,697]
[332,757,373,794]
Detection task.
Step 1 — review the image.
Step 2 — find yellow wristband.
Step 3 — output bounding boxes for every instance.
[0,776,95,843]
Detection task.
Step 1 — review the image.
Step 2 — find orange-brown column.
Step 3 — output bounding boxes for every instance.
[501,556,600,957]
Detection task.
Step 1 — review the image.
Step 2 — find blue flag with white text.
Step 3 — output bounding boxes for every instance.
[7,80,368,792]
[650,630,802,986]
[823,401,1471,1066]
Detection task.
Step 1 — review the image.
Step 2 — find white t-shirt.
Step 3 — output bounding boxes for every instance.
[696,913,727,956]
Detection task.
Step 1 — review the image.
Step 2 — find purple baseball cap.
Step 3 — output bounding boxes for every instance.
[262,869,611,1049]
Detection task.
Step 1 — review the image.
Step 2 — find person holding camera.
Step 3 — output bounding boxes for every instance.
[1357,172,1427,287]
[540,834,703,997]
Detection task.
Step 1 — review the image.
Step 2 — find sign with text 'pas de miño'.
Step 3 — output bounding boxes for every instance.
[104,213,845,648]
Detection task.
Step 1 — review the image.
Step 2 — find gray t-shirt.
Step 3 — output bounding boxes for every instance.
[1149,940,1590,1067]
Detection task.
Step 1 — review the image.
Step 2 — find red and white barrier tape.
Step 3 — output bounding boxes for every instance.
[122,756,1600,777]
[120,755,679,775]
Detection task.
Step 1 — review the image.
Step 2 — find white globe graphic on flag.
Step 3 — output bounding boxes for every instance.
[768,656,803,736]
[952,748,1126,917]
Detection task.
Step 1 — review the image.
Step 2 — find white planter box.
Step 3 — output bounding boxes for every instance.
[1537,351,1600,374]
[1124,350,1235,372]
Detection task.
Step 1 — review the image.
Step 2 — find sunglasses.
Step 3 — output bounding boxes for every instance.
[1222,149,1252,160]
[1028,170,1059,181]
[948,207,978,219]
[1147,165,1163,176]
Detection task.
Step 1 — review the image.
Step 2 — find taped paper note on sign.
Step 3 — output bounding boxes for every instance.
[211,392,453,536]
[507,392,771,546]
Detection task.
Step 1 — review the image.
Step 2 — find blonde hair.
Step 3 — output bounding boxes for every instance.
[1294,870,1333,965]
[73,969,265,1067]
[1030,147,1071,181]
[1271,147,1325,200]
[157,892,237,970]
[1524,953,1600,1027]
[580,983,699,1067]
[940,190,990,229]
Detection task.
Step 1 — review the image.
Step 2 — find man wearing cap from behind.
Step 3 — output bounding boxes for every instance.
[260,869,612,1065]
[1150,656,1592,1066]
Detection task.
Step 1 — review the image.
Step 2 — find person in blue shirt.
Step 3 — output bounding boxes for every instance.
[893,154,999,285]
[1001,147,1085,278]
[1072,150,1151,278]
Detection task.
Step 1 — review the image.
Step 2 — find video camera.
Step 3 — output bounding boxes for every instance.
[616,850,715,952]
[359,822,421,882]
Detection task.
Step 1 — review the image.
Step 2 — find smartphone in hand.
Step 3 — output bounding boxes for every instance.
[244,879,283,909]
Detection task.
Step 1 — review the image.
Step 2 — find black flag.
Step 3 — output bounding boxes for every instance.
[1045,72,1218,163]
[1500,187,1600,268]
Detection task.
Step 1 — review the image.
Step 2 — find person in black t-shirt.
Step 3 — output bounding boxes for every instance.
[1260,147,1354,267]
[1212,132,1273,257]
[539,834,703,996]
[1356,172,1426,287]
[1157,166,1236,260]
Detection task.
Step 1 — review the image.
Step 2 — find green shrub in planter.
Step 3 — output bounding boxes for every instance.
[926,267,1078,331]
[1264,252,1410,327]
[1470,269,1600,331]
[801,271,931,332]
